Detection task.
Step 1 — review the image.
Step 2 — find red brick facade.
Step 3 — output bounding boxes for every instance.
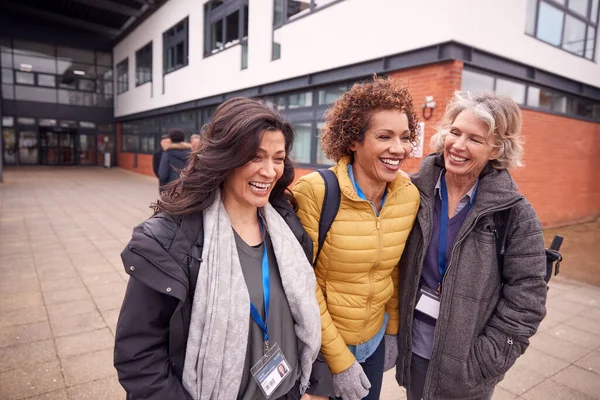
[117,60,600,228]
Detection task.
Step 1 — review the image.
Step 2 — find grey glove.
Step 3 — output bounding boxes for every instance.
[332,360,371,400]
[383,334,398,372]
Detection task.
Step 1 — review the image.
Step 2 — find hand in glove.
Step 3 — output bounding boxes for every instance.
[383,334,398,372]
[331,360,371,400]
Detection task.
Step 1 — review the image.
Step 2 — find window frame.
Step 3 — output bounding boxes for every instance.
[203,0,249,59]
[135,41,153,86]
[163,17,189,75]
[272,0,345,28]
[462,67,600,121]
[116,58,129,95]
[527,0,599,61]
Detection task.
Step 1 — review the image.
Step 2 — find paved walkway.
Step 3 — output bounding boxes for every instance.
[0,167,599,400]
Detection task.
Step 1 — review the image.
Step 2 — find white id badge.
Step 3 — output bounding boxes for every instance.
[250,343,291,399]
[415,286,441,320]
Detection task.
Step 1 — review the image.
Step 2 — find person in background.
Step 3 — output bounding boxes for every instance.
[394,91,547,400]
[152,135,170,178]
[159,128,192,189]
[293,76,420,400]
[190,133,202,152]
[114,97,330,400]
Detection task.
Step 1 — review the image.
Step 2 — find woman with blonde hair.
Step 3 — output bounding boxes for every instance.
[293,76,420,400]
[393,91,547,399]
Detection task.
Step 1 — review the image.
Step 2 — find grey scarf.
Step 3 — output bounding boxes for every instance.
[182,190,321,400]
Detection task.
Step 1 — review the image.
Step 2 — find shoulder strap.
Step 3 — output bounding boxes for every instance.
[314,169,341,267]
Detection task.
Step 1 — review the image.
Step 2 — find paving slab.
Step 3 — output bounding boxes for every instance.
[1,167,599,399]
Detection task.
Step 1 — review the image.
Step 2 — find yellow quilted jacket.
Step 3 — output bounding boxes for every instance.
[293,156,420,374]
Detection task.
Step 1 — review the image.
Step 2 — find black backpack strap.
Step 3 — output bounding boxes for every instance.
[181,213,204,300]
[314,169,341,267]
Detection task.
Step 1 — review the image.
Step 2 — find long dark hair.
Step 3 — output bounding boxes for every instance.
[152,97,296,216]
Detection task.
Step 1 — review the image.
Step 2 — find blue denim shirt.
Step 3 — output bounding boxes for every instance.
[346,164,389,362]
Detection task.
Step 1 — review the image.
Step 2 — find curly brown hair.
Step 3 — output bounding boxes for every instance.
[321,76,419,162]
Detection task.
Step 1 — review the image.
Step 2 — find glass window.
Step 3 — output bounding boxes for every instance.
[461,69,494,92]
[592,0,599,22]
[288,91,312,108]
[58,89,96,106]
[2,68,13,84]
[568,0,589,17]
[136,42,152,85]
[16,86,56,103]
[60,120,77,128]
[563,14,587,55]
[241,41,248,70]
[13,54,57,74]
[38,74,56,87]
[225,11,240,45]
[495,79,526,104]
[117,58,128,94]
[18,130,38,164]
[537,1,564,46]
[79,121,96,129]
[97,65,113,81]
[316,122,334,165]
[575,99,594,117]
[0,37,11,52]
[164,17,188,72]
[318,85,346,104]
[553,94,573,113]
[274,0,284,26]
[39,119,57,127]
[527,86,553,109]
[15,71,35,85]
[287,0,311,21]
[526,0,538,35]
[122,134,139,152]
[78,78,95,91]
[17,117,36,125]
[2,116,14,127]
[291,122,312,163]
[57,60,96,78]
[57,46,95,64]
[586,26,596,59]
[1,52,12,68]
[2,84,14,99]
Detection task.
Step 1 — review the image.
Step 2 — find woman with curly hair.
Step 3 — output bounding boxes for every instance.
[394,92,547,399]
[292,76,421,400]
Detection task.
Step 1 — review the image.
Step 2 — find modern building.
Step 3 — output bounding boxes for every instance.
[1,0,600,227]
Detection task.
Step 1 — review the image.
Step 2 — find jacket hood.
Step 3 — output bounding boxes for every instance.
[411,153,522,212]
[166,142,192,162]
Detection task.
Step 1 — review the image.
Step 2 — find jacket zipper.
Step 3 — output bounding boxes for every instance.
[363,215,382,342]
[421,199,521,399]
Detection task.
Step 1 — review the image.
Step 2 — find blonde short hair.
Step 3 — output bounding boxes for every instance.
[430,91,524,169]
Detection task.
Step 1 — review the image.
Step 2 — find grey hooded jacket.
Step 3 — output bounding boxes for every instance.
[395,154,547,399]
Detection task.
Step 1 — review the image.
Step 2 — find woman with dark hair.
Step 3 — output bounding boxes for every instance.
[114,97,330,400]
[293,77,420,400]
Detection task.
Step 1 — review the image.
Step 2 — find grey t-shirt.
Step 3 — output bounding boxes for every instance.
[235,230,300,400]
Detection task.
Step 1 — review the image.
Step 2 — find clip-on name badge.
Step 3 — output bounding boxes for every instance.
[250,342,291,398]
[415,286,441,320]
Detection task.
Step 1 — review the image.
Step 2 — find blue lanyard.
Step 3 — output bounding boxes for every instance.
[249,218,271,345]
[437,175,477,293]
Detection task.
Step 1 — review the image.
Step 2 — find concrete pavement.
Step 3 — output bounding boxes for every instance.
[1,166,599,400]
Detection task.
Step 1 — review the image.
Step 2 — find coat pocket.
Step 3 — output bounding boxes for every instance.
[474,325,521,380]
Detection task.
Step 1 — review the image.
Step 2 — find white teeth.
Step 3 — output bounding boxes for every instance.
[450,155,467,162]
[249,182,271,189]
[381,158,400,166]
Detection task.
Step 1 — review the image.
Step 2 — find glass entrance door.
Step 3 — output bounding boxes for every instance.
[18,131,39,164]
[2,128,17,165]
[40,129,75,165]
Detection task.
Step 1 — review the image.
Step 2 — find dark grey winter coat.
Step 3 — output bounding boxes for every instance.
[395,154,547,399]
[114,196,333,399]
